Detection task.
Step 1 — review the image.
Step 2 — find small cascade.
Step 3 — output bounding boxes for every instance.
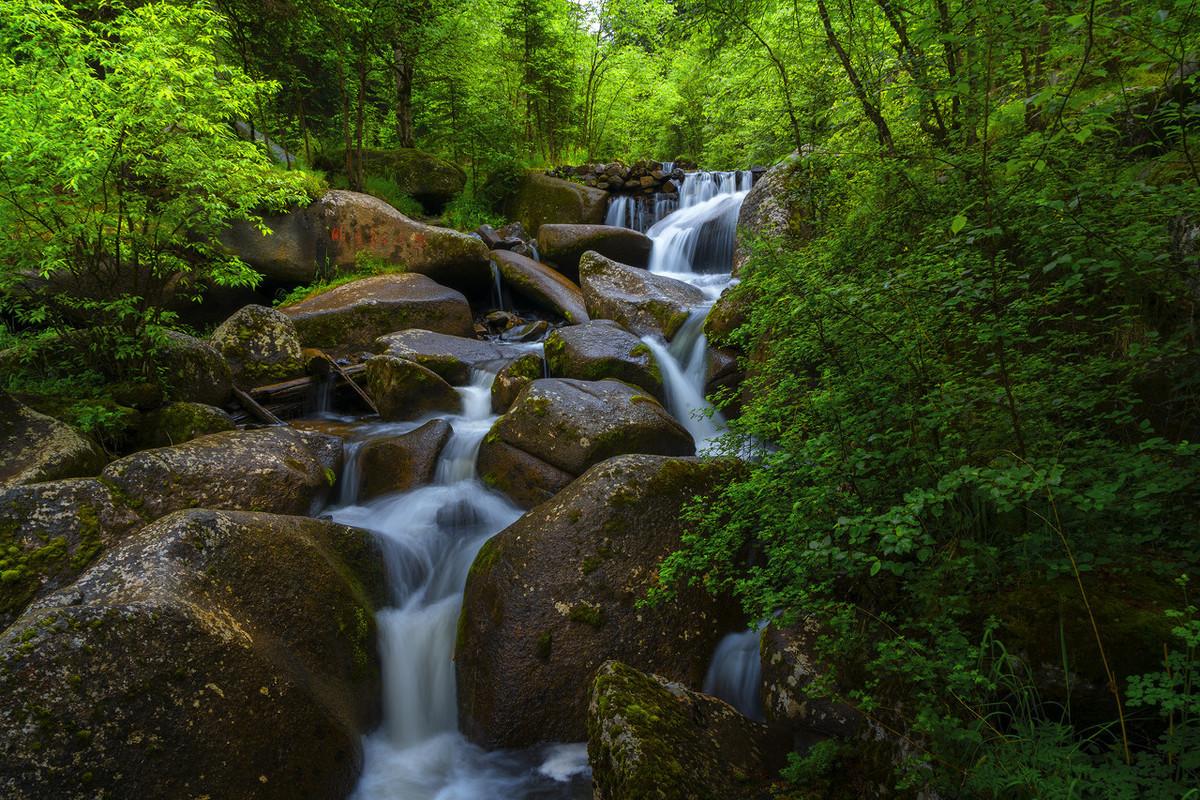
[702,627,764,721]
[640,311,726,452]
[489,260,506,311]
[604,194,679,233]
[308,372,337,415]
[647,170,752,277]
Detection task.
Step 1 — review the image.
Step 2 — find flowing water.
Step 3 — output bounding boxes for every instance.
[702,627,765,720]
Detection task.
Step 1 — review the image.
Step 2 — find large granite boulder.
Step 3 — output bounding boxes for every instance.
[456,455,739,747]
[760,619,865,742]
[136,402,236,449]
[222,190,489,289]
[735,152,814,274]
[316,148,466,213]
[279,273,473,352]
[375,329,512,384]
[588,661,777,800]
[210,304,306,386]
[476,378,693,508]
[538,224,652,279]
[500,173,609,235]
[544,320,663,399]
[490,250,589,323]
[580,251,707,341]
[356,419,452,500]
[490,352,544,414]
[0,391,106,489]
[364,355,462,421]
[0,509,386,800]
[158,330,233,406]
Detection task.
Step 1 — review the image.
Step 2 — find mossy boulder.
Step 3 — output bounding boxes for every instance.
[0,391,107,489]
[356,419,452,500]
[136,402,235,449]
[588,660,777,800]
[544,320,663,400]
[221,190,490,290]
[316,148,466,213]
[580,251,707,341]
[280,273,473,353]
[99,427,342,521]
[364,355,462,421]
[490,249,589,323]
[538,224,652,279]
[157,330,233,406]
[490,352,544,414]
[703,285,751,346]
[455,455,742,747]
[0,509,386,800]
[760,619,865,742]
[476,439,574,509]
[375,329,512,384]
[0,478,143,628]
[211,304,306,386]
[500,173,609,235]
[475,378,693,508]
[734,151,815,275]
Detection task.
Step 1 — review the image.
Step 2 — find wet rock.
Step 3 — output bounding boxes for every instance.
[456,455,740,747]
[100,427,342,521]
[136,402,236,449]
[0,509,386,800]
[588,660,776,800]
[735,152,814,274]
[356,419,452,500]
[760,619,865,741]
[280,273,473,352]
[501,320,549,342]
[538,224,651,278]
[476,439,574,509]
[222,190,489,289]
[0,391,106,489]
[158,330,233,406]
[365,355,462,421]
[211,304,306,386]
[490,250,589,324]
[490,353,544,414]
[703,286,750,346]
[543,320,663,399]
[375,329,510,384]
[315,148,466,213]
[499,173,609,235]
[580,251,707,341]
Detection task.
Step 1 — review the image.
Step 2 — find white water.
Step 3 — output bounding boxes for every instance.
[702,627,764,721]
[332,369,591,800]
[640,313,725,453]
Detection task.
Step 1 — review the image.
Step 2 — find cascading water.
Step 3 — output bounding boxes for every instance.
[331,366,591,800]
[639,312,725,453]
[604,194,679,233]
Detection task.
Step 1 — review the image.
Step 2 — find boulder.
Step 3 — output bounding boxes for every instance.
[475,440,573,509]
[490,250,589,323]
[456,455,740,747]
[0,391,106,489]
[211,304,306,386]
[580,251,707,341]
[158,330,233,406]
[375,329,511,384]
[477,378,693,509]
[221,190,489,289]
[703,286,751,346]
[760,619,865,741]
[544,321,663,399]
[99,427,342,521]
[0,509,386,800]
[490,352,544,414]
[588,661,777,800]
[501,173,609,235]
[356,419,452,500]
[735,152,814,274]
[279,273,473,352]
[0,478,143,628]
[364,355,462,421]
[538,224,652,278]
[316,148,466,213]
[136,402,236,449]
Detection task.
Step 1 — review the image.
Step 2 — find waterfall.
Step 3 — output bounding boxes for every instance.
[640,312,725,453]
[489,260,506,311]
[604,193,678,233]
[330,367,591,800]
[702,627,764,721]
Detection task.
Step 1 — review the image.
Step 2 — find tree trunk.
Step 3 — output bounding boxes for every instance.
[394,41,415,148]
[815,0,895,152]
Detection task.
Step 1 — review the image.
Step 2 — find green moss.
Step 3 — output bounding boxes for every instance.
[535,631,552,660]
[581,554,603,575]
[568,601,604,628]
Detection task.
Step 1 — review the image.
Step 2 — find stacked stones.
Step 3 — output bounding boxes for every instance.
[546,159,696,195]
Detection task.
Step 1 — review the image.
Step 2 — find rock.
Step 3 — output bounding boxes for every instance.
[500,173,609,235]
[374,329,511,384]
[316,148,466,213]
[222,190,489,289]
[703,286,750,346]
[735,152,814,274]
[365,355,462,421]
[356,420,452,500]
[476,439,574,509]
[100,427,342,521]
[588,661,777,800]
[0,478,143,628]
[501,320,549,342]
[108,380,164,411]
[137,402,236,449]
[543,321,663,399]
[490,353,544,414]
[760,619,865,741]
[490,250,589,324]
[211,304,306,386]
[456,455,740,747]
[580,251,707,340]
[705,348,744,414]
[0,391,106,489]
[158,330,233,406]
[280,273,473,352]
[538,225,652,280]
[0,509,385,800]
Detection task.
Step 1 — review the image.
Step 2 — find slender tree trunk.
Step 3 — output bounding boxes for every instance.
[815,0,895,152]
[394,41,416,148]
[353,47,368,191]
